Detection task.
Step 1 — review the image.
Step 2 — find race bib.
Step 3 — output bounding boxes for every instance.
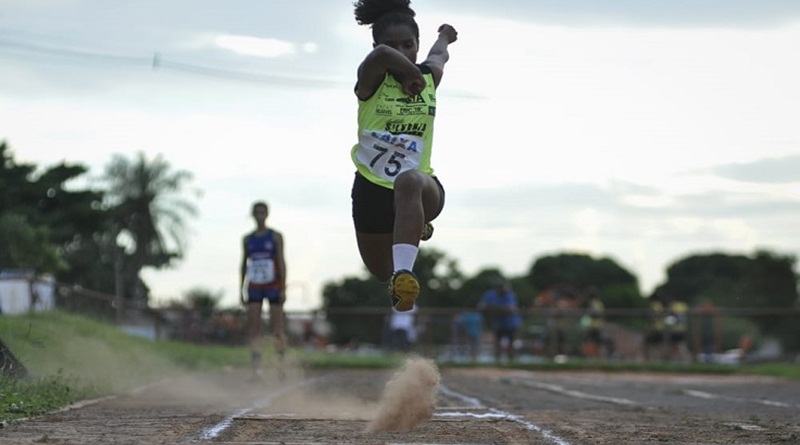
[247,258,275,284]
[355,130,424,183]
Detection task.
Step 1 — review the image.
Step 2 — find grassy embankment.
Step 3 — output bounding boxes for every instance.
[2,310,799,424]
[1,310,254,423]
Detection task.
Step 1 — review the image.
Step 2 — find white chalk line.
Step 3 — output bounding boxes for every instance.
[682,389,795,408]
[514,377,796,411]
[197,376,326,441]
[515,380,638,406]
[517,379,798,414]
[437,384,571,445]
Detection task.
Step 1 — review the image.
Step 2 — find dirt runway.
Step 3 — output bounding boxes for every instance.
[1,359,799,444]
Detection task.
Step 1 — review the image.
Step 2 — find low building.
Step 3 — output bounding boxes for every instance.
[0,269,55,315]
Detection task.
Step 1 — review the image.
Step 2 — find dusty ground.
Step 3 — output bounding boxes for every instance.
[1,357,799,444]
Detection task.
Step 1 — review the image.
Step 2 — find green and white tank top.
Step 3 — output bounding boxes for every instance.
[351,66,436,189]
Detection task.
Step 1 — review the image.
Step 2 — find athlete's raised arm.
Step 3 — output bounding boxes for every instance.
[421,24,457,87]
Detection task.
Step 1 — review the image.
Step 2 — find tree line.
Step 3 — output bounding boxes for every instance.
[0,141,197,306]
[321,246,800,350]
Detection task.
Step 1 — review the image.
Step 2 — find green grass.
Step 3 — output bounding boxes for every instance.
[0,371,95,421]
[0,310,252,423]
[735,362,800,380]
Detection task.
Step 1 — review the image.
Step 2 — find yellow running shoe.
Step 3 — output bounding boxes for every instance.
[388,269,420,312]
[421,222,434,241]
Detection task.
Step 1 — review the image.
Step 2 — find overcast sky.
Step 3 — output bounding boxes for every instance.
[2,1,799,310]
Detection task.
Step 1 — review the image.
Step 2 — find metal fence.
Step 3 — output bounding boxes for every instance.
[307,306,800,365]
[47,285,800,364]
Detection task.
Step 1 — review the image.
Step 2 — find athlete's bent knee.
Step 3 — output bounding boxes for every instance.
[394,170,425,192]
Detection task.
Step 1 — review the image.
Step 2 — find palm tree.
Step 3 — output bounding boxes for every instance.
[101,152,199,306]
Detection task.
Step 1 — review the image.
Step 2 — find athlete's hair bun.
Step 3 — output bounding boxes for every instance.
[354,0,415,26]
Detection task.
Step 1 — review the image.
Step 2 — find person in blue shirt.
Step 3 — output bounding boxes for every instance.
[457,311,483,362]
[477,279,522,362]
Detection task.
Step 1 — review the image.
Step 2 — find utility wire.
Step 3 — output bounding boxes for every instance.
[0,36,483,98]
[0,37,150,66]
[151,52,344,89]
[0,36,346,89]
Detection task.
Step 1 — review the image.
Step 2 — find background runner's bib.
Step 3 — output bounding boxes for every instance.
[247,258,275,284]
[244,230,279,286]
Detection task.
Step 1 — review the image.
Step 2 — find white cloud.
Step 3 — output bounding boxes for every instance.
[301,42,319,54]
[178,33,309,59]
[214,34,297,58]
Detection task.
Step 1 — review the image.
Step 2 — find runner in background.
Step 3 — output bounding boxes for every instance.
[478,279,522,363]
[240,201,287,379]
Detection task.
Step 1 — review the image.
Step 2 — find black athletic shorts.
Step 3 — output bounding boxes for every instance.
[351,172,445,234]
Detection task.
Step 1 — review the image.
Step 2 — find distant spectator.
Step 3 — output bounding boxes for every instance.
[456,311,483,361]
[534,284,579,358]
[478,279,522,362]
[643,293,666,362]
[693,299,722,363]
[664,295,691,363]
[580,287,607,359]
[389,305,418,352]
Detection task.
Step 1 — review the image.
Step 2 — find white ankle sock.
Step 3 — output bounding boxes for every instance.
[392,243,418,272]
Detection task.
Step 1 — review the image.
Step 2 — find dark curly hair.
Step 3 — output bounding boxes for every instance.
[353,0,419,42]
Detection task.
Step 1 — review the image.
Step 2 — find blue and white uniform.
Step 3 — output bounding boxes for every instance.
[244,229,282,303]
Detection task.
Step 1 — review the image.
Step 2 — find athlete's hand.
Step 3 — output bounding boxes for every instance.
[438,24,458,44]
[401,70,426,97]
